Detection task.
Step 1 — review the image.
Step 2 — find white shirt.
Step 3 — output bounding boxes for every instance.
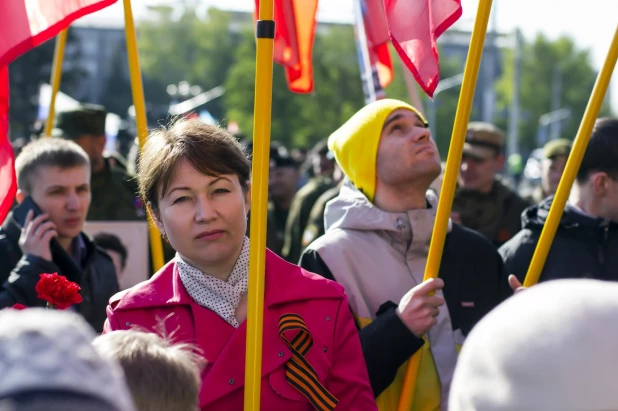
[176,237,249,327]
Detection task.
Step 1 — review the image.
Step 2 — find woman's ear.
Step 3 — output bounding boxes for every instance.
[147,201,165,233]
[244,180,252,214]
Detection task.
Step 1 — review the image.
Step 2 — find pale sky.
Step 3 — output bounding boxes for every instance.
[85,0,618,113]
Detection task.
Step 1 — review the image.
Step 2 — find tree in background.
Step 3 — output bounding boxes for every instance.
[138,4,240,122]
[225,24,366,149]
[495,34,612,154]
[136,6,612,154]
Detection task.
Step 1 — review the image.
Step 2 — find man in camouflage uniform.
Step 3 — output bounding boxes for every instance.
[526,139,572,204]
[52,105,143,222]
[281,140,335,263]
[452,122,531,247]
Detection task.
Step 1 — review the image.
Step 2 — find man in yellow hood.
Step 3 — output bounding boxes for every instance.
[300,99,506,410]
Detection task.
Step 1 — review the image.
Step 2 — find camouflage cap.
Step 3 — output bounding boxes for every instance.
[463,122,505,160]
[51,104,107,140]
[543,138,572,159]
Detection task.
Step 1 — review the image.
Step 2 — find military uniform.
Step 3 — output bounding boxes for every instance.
[454,122,532,247]
[454,179,531,247]
[301,183,342,254]
[52,105,143,222]
[281,176,333,263]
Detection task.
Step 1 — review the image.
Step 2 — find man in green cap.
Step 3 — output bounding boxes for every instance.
[452,122,532,247]
[52,104,143,221]
[527,138,572,203]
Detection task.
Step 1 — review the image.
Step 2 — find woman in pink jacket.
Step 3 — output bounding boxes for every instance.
[103,119,376,411]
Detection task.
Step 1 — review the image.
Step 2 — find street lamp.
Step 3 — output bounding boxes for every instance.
[536,108,571,146]
[167,81,203,105]
[428,72,464,140]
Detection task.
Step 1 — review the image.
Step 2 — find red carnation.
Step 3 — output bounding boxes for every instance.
[11,304,27,310]
[35,273,83,310]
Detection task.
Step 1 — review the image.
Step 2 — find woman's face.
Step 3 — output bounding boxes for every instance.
[152,158,250,272]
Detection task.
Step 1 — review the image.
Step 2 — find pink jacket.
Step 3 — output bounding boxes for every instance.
[103,250,377,410]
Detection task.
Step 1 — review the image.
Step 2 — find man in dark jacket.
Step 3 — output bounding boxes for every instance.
[501,118,618,294]
[299,100,505,408]
[0,138,120,332]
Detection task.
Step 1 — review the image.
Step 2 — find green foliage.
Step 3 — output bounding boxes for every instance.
[136,7,611,153]
[495,33,611,153]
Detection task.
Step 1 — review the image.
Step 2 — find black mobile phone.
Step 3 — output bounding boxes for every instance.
[12,196,43,229]
[12,197,82,283]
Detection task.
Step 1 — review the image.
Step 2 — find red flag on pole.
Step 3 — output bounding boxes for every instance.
[0,0,119,221]
[363,0,394,89]
[0,0,118,67]
[255,0,319,93]
[0,67,16,223]
[384,0,462,97]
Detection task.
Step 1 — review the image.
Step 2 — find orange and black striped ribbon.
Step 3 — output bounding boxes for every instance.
[278,313,339,411]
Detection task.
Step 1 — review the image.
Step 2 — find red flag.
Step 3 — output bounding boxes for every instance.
[0,67,16,223]
[363,0,394,89]
[255,0,319,93]
[0,0,118,67]
[384,0,462,97]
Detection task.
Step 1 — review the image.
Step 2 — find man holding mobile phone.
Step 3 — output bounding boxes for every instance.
[0,138,119,332]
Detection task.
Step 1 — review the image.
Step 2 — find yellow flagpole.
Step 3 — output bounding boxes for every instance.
[523,26,618,287]
[122,0,165,272]
[44,29,68,136]
[398,0,494,409]
[244,0,275,408]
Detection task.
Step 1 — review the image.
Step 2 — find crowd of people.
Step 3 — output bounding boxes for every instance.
[0,98,617,410]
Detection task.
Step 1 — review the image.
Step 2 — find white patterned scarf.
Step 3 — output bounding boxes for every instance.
[177,237,249,327]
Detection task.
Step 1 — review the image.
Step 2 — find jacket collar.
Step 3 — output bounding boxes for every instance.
[111,249,342,311]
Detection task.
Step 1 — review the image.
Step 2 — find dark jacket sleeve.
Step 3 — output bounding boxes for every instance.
[498,229,538,297]
[299,248,424,397]
[0,254,61,308]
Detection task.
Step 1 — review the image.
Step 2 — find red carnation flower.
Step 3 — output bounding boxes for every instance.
[11,304,26,310]
[35,273,83,310]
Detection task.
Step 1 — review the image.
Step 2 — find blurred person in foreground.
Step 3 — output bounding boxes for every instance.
[0,308,135,411]
[93,330,205,411]
[452,122,531,247]
[450,279,618,411]
[103,119,377,410]
[501,118,618,294]
[300,99,505,409]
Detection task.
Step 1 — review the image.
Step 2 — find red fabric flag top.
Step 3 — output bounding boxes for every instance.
[384,0,462,97]
[363,0,394,89]
[255,0,319,93]
[0,67,16,224]
[0,0,118,67]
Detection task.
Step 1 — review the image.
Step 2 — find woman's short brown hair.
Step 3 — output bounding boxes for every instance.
[138,118,251,211]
